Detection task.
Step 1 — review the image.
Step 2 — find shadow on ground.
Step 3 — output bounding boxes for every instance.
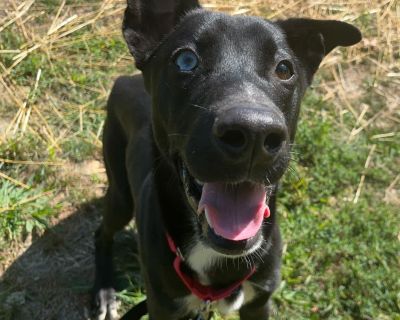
[0,199,142,320]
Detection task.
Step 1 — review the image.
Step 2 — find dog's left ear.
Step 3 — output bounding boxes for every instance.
[277,18,362,83]
[123,0,201,68]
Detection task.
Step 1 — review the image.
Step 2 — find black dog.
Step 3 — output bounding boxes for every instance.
[92,1,361,319]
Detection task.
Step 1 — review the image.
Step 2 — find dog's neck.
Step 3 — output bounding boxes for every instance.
[151,140,194,243]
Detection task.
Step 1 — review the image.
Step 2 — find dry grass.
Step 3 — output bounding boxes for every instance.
[0,0,126,144]
[0,0,398,166]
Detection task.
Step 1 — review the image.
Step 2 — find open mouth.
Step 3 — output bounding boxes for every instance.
[179,160,271,243]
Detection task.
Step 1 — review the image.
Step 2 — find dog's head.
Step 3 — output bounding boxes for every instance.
[123,0,361,255]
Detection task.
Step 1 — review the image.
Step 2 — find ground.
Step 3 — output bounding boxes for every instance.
[0,1,399,319]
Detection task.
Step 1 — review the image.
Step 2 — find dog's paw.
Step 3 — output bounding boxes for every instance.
[91,287,119,320]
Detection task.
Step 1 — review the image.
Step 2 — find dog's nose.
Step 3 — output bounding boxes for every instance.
[213,106,287,160]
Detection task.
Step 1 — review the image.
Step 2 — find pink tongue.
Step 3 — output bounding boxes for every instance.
[198,182,270,241]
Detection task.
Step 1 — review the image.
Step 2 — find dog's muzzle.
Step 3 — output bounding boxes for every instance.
[178,160,272,253]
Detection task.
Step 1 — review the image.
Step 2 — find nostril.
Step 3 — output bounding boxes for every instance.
[264,132,284,154]
[219,129,246,149]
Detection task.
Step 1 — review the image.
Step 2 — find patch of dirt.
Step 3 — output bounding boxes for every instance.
[61,160,105,177]
[60,160,107,199]
[384,188,400,206]
[0,202,101,320]
[0,159,107,277]
[0,198,141,320]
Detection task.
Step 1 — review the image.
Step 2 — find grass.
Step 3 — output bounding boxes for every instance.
[276,94,399,319]
[0,0,399,319]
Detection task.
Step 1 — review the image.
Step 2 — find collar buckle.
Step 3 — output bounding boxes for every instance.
[194,300,212,320]
[202,299,211,313]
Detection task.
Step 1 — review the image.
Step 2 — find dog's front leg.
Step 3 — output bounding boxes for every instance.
[92,190,134,320]
[92,224,118,320]
[92,108,135,320]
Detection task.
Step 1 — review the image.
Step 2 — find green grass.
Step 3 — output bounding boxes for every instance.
[0,1,399,319]
[275,93,399,319]
[0,181,52,239]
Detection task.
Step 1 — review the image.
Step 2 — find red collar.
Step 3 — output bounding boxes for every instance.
[166,233,256,302]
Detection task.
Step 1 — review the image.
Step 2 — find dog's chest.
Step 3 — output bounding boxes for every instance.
[180,281,255,316]
[178,243,257,316]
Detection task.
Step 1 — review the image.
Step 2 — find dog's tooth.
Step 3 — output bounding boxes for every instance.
[195,179,204,186]
[205,208,212,227]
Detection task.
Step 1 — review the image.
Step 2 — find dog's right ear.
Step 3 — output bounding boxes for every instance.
[123,0,201,68]
[277,18,362,83]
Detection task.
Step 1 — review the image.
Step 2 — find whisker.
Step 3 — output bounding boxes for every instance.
[190,103,209,112]
[168,133,188,137]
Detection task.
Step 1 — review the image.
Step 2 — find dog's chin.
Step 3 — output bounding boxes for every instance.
[177,159,272,257]
[201,216,264,256]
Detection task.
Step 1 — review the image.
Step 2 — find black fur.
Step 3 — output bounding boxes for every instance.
[92,1,361,319]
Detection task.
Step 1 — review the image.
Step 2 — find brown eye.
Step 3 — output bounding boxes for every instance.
[275,60,294,80]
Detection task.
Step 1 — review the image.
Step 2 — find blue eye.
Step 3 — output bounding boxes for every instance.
[175,50,198,71]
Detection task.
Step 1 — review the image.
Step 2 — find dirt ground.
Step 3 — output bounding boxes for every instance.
[1,201,100,319]
[1,198,142,320]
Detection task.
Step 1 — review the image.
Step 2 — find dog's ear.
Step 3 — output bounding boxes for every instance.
[123,0,201,68]
[277,18,362,83]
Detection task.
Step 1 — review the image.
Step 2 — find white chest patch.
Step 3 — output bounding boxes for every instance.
[186,242,221,284]
[181,238,268,316]
[180,280,256,316]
